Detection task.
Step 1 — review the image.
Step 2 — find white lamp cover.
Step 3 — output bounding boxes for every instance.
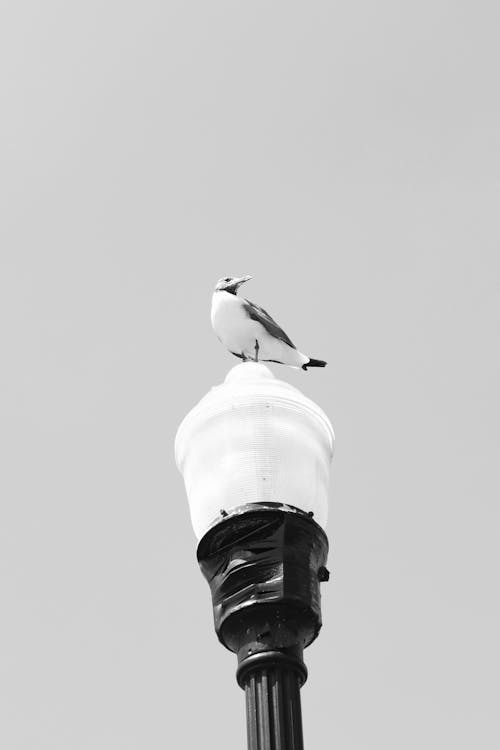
[175,363,335,540]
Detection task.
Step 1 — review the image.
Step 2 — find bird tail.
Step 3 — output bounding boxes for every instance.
[302,358,327,371]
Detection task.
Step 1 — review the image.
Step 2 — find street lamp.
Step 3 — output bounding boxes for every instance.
[175,362,334,749]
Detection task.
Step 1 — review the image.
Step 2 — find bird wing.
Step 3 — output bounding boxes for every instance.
[242,298,296,349]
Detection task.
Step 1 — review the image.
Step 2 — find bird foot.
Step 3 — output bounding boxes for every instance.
[254,339,260,362]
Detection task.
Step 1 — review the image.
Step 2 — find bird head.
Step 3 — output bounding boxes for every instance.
[214,275,252,294]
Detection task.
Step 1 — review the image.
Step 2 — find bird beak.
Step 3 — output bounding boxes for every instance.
[234,275,252,287]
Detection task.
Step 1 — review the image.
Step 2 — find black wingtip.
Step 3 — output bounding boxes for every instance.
[302,358,327,371]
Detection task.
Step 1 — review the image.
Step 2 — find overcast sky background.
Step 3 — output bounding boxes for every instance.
[1,2,499,748]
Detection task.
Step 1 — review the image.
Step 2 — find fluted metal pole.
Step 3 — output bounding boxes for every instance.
[242,664,304,750]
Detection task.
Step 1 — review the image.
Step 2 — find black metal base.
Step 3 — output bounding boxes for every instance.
[197,503,329,750]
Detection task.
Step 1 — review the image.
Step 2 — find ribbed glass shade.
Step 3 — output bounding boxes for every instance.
[175,363,334,540]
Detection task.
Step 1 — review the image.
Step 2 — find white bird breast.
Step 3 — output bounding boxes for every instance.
[211,291,256,357]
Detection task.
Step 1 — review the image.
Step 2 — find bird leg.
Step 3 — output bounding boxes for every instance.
[254,339,260,362]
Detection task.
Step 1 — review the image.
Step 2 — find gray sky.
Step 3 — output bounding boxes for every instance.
[1,1,499,748]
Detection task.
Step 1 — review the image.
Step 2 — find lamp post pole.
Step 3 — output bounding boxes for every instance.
[197,503,329,750]
[175,364,334,750]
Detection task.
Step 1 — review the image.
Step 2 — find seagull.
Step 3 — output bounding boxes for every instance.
[211,275,327,370]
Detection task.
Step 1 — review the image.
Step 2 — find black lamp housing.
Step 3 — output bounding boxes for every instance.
[197,502,330,750]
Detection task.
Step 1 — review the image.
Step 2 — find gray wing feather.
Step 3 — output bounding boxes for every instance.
[242,299,296,349]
